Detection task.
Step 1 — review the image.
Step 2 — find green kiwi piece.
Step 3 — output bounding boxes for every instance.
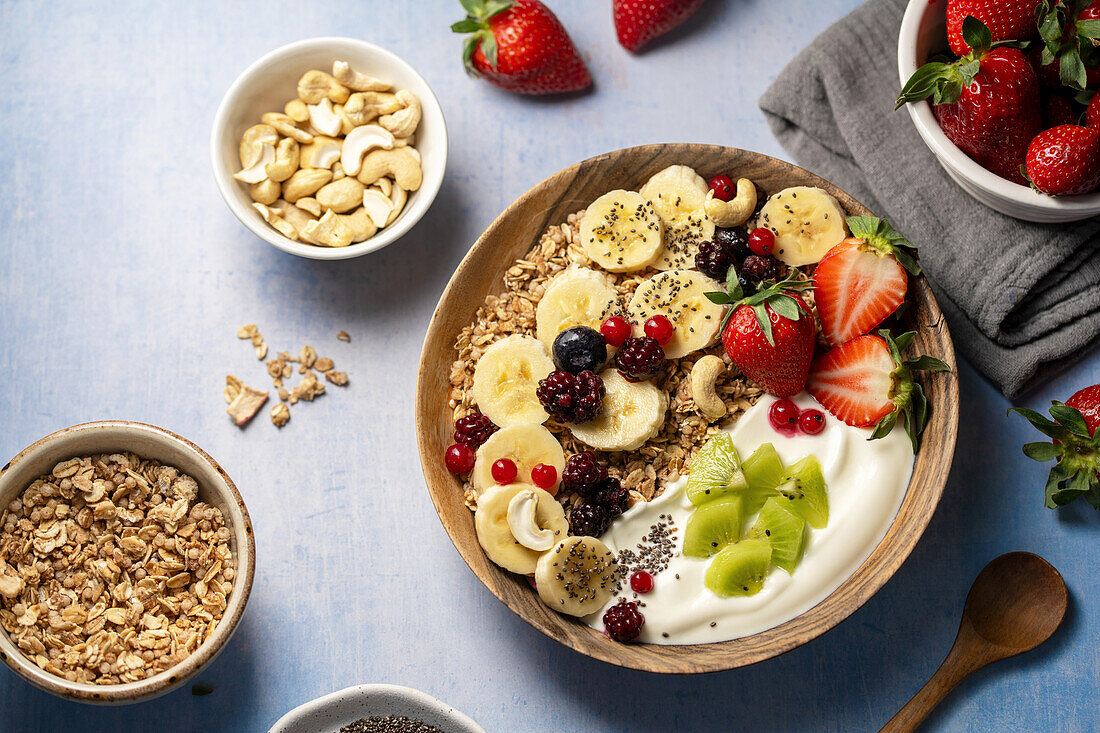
[704,538,773,597]
[774,455,829,529]
[741,443,786,516]
[682,497,744,558]
[685,434,748,506]
[748,497,807,574]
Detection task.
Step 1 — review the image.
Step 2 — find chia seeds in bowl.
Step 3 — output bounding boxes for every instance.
[338,716,445,733]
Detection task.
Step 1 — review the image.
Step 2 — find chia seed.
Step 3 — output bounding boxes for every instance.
[337,716,444,733]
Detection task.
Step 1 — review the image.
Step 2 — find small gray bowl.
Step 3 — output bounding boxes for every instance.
[0,421,255,704]
[269,684,485,733]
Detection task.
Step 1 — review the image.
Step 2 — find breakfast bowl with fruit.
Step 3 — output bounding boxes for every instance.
[415,144,959,673]
[898,0,1100,222]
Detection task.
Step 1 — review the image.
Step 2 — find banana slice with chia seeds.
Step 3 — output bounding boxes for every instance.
[579,190,664,273]
[472,422,566,494]
[535,265,620,348]
[627,269,726,359]
[535,535,618,617]
[640,165,716,270]
[471,335,554,427]
[569,369,667,452]
[475,483,568,575]
[756,186,849,267]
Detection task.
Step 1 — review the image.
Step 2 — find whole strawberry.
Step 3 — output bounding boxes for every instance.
[897,18,1041,184]
[613,0,706,52]
[707,271,815,398]
[1010,383,1100,508]
[947,0,1038,56]
[1024,124,1100,194]
[452,0,591,95]
[1041,92,1080,129]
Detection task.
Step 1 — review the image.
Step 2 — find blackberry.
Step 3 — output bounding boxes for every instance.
[714,226,751,259]
[591,476,628,517]
[562,451,607,496]
[615,336,664,382]
[453,413,496,448]
[741,254,782,281]
[569,501,611,537]
[603,599,645,642]
[536,370,604,424]
[552,326,607,374]
[695,238,737,281]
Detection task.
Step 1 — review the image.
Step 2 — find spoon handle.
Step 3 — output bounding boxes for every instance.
[879,639,991,733]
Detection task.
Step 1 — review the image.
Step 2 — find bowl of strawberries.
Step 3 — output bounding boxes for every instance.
[898,0,1100,222]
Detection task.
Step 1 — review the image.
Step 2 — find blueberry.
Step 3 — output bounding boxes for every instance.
[737,271,756,297]
[552,326,607,374]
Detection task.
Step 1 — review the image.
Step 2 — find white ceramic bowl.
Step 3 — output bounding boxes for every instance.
[0,422,255,704]
[212,37,448,259]
[270,684,485,733]
[898,0,1100,222]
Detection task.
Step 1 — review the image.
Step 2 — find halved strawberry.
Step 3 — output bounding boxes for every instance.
[814,216,920,347]
[807,330,950,448]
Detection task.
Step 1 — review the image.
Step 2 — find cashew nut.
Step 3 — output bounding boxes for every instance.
[386,184,407,226]
[362,188,395,228]
[339,207,378,243]
[316,177,366,214]
[371,177,393,197]
[332,162,346,180]
[249,178,280,205]
[295,197,323,217]
[344,91,402,126]
[297,70,350,105]
[0,569,24,599]
[704,180,757,227]
[355,147,422,191]
[282,168,332,203]
[341,124,395,176]
[378,89,421,139]
[252,203,299,240]
[239,124,278,168]
[284,99,310,123]
[507,489,555,551]
[261,112,313,144]
[301,210,353,247]
[271,200,318,242]
[265,137,300,182]
[332,60,392,92]
[690,355,728,421]
[307,98,343,137]
[233,142,275,183]
[300,136,341,169]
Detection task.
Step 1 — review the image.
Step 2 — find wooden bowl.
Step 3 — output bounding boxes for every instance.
[415,144,959,673]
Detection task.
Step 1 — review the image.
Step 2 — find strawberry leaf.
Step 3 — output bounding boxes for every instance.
[846,216,922,275]
[905,355,951,372]
[961,15,993,55]
[1050,403,1092,437]
[753,303,774,347]
[725,264,743,301]
[1061,48,1088,90]
[893,331,916,352]
[1010,401,1100,510]
[1076,19,1100,38]
[1023,441,1062,461]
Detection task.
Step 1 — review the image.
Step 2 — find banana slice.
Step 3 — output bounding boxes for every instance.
[535,536,618,617]
[757,186,849,267]
[535,265,620,348]
[579,190,663,273]
[472,422,566,494]
[471,335,554,427]
[569,369,667,452]
[627,269,726,359]
[475,483,568,575]
[640,165,716,270]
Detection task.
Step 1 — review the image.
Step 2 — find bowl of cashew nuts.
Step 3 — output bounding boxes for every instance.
[212,37,448,260]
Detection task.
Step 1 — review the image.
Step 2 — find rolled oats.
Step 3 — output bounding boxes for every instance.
[271,402,290,427]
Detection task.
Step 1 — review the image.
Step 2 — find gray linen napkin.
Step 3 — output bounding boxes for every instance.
[759,0,1100,397]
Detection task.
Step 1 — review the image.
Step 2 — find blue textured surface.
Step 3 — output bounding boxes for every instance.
[1,1,1098,731]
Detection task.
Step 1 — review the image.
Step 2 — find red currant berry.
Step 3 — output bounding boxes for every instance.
[799,409,826,435]
[768,398,801,436]
[444,444,476,474]
[629,570,654,594]
[491,458,518,484]
[708,174,735,202]
[643,315,674,345]
[531,463,558,492]
[601,316,632,347]
[748,227,775,256]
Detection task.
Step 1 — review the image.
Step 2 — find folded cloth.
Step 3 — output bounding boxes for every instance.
[759,0,1100,398]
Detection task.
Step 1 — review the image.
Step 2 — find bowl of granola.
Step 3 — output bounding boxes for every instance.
[415,144,958,673]
[0,421,255,702]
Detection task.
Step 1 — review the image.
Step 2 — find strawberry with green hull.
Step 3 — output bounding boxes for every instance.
[452,0,591,95]
[1024,124,1100,194]
[897,17,1041,184]
[946,0,1039,56]
[613,0,706,52]
[807,331,950,449]
[1011,384,1100,508]
[707,271,815,398]
[814,216,920,348]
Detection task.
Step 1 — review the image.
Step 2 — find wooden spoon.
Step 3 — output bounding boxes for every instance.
[881,552,1067,732]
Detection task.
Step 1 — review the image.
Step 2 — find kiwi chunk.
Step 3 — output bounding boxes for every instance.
[748,497,807,574]
[742,443,784,492]
[683,497,744,558]
[775,455,829,529]
[704,538,773,597]
[685,434,748,506]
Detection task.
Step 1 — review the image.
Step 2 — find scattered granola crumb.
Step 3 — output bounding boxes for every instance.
[292,372,325,402]
[314,357,334,372]
[254,342,267,360]
[325,370,349,386]
[270,403,290,428]
[278,387,290,402]
[226,383,268,426]
[298,345,317,371]
[337,330,351,342]
[236,324,257,339]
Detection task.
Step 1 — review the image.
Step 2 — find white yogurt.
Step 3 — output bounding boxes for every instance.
[583,393,914,644]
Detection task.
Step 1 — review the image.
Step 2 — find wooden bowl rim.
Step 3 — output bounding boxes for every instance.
[416,143,959,673]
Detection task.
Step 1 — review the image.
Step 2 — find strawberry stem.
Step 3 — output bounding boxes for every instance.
[451,0,515,73]
[895,16,1001,109]
[706,270,814,346]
